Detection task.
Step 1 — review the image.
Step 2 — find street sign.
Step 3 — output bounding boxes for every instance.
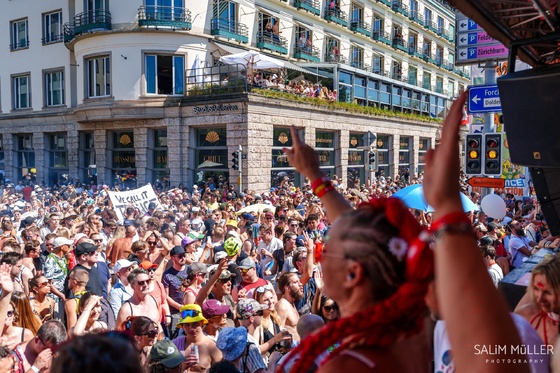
[468,85,501,113]
[458,45,508,60]
[467,177,505,189]
[457,31,498,47]
[456,17,482,32]
[455,11,508,65]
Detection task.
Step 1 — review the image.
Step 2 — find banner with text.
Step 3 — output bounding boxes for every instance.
[108,184,162,223]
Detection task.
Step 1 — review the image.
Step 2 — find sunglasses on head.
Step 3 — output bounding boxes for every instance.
[181,309,201,319]
[256,284,273,293]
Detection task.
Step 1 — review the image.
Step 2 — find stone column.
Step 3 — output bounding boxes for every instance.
[338,129,349,187]
[67,124,79,181]
[166,118,183,187]
[412,135,420,178]
[32,133,45,185]
[390,134,400,178]
[94,129,108,186]
[3,135,14,184]
[134,127,148,186]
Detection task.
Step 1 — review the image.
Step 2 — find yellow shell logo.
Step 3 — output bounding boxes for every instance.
[350,137,358,146]
[206,131,220,143]
[119,134,131,146]
[278,132,289,144]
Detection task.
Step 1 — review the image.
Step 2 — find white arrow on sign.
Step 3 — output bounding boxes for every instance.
[472,95,481,104]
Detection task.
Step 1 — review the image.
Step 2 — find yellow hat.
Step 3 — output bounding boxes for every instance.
[226,219,238,228]
[177,304,208,325]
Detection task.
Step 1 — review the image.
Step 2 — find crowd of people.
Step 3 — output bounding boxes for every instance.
[249,72,338,101]
[0,93,558,373]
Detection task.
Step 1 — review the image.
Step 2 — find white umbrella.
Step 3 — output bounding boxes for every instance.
[189,55,202,85]
[236,203,276,215]
[219,50,284,77]
[197,160,222,168]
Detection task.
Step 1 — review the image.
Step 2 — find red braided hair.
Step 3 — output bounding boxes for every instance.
[280,197,434,373]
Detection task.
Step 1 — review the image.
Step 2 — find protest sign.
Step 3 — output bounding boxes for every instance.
[108,184,162,223]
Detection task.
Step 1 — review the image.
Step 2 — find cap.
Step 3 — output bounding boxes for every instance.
[149,340,186,368]
[177,304,208,326]
[191,218,203,230]
[216,327,248,361]
[75,242,98,257]
[226,219,238,228]
[170,246,186,256]
[187,262,207,277]
[114,259,135,273]
[188,231,205,240]
[209,268,236,280]
[202,299,231,319]
[139,260,158,270]
[148,202,157,210]
[191,207,200,213]
[236,298,268,319]
[22,216,36,226]
[73,233,88,246]
[487,222,501,230]
[241,213,254,222]
[214,251,228,262]
[479,236,494,246]
[181,236,197,247]
[236,257,256,270]
[53,237,73,247]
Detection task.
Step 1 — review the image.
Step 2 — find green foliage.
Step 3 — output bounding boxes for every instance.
[251,88,443,124]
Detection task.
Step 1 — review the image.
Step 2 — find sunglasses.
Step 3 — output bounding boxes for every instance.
[38,281,49,288]
[93,239,103,243]
[323,304,338,312]
[147,242,157,246]
[290,224,298,227]
[175,254,187,259]
[239,268,252,273]
[141,330,158,339]
[256,284,273,293]
[181,309,201,319]
[136,279,152,286]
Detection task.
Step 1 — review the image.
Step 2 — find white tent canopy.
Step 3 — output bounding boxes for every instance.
[219,50,284,70]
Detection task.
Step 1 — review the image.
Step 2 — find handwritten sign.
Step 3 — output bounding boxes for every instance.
[108,184,162,223]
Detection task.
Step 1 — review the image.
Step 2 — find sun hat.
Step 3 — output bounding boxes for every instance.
[216,327,248,361]
[177,304,208,326]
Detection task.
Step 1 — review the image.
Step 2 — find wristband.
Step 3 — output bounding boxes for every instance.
[429,212,470,233]
[31,366,40,373]
[315,184,335,199]
[430,212,474,241]
[310,175,330,191]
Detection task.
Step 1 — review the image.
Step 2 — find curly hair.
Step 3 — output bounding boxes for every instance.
[285,198,433,372]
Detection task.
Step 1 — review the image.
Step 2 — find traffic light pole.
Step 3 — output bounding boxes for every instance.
[237,145,242,195]
[482,62,497,198]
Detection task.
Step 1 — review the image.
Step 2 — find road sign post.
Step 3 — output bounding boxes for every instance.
[468,85,501,114]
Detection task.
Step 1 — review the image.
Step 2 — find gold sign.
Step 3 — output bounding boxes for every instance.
[206,131,220,143]
[278,132,289,144]
[203,155,222,163]
[350,137,358,147]
[348,153,362,162]
[114,155,136,164]
[319,152,329,162]
[119,134,132,146]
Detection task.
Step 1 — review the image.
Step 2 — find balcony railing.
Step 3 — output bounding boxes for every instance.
[350,20,371,36]
[42,34,64,44]
[442,59,453,71]
[372,30,391,45]
[211,18,248,43]
[256,32,288,54]
[435,56,443,66]
[391,0,409,16]
[186,63,248,96]
[325,53,347,64]
[350,60,370,71]
[437,27,450,40]
[392,37,408,52]
[372,69,389,77]
[294,0,321,16]
[10,40,30,51]
[64,10,111,42]
[324,8,348,27]
[409,10,424,25]
[425,20,438,33]
[294,45,320,62]
[377,0,391,7]
[408,45,423,58]
[138,6,192,30]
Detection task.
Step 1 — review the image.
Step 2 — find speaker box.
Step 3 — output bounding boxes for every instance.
[529,167,560,236]
[497,65,560,167]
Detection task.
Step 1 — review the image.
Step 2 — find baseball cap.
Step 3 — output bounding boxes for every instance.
[149,340,186,368]
[75,242,98,257]
[226,220,238,228]
[139,260,158,270]
[241,213,254,221]
[236,257,256,270]
[236,298,268,319]
[187,262,207,277]
[479,236,494,247]
[214,251,228,262]
[53,237,73,247]
[188,231,205,240]
[170,246,186,256]
[177,304,208,326]
[209,268,236,280]
[487,222,501,230]
[114,259,135,273]
[181,236,197,247]
[202,299,231,319]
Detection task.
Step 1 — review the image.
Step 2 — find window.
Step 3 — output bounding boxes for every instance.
[86,56,111,98]
[43,11,63,44]
[350,46,364,69]
[347,132,365,187]
[418,138,430,174]
[351,3,363,23]
[196,128,229,187]
[146,55,184,95]
[399,137,411,170]
[448,80,455,96]
[410,0,418,13]
[271,127,299,188]
[47,133,69,185]
[13,74,30,110]
[79,132,97,184]
[423,38,432,56]
[14,134,35,179]
[111,131,137,189]
[295,25,314,52]
[10,19,29,50]
[437,16,444,33]
[436,45,444,64]
[373,55,384,74]
[409,31,418,50]
[408,65,418,85]
[424,8,432,23]
[325,37,341,62]
[391,60,402,80]
[316,131,336,180]
[435,76,443,93]
[44,70,65,107]
[376,135,390,177]
[448,50,455,65]
[373,13,384,31]
[423,71,431,90]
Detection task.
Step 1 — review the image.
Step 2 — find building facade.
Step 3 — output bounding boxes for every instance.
[0,0,468,189]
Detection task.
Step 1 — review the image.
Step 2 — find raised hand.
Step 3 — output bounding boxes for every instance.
[282,127,323,182]
[423,91,467,217]
[0,263,13,294]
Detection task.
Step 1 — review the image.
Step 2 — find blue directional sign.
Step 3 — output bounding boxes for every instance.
[468,85,502,114]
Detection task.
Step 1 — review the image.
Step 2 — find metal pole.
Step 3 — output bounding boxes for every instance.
[482,61,497,198]
[238,145,243,195]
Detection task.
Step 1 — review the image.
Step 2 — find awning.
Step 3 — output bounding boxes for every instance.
[212,42,247,56]
[283,60,311,74]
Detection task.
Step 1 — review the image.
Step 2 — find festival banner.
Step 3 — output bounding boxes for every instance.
[108,184,162,223]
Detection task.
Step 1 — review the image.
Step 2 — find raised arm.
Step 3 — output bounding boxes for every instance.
[423,91,528,373]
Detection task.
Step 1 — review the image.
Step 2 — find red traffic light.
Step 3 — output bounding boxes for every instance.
[468,139,479,148]
[486,139,498,148]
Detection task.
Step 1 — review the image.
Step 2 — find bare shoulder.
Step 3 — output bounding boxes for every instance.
[515,302,538,320]
[275,298,290,312]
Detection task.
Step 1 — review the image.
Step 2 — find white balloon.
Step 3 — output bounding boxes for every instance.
[481,194,507,219]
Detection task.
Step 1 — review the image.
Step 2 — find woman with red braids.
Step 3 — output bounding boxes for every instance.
[280,91,528,373]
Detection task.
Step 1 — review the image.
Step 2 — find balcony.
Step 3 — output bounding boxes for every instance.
[10,40,30,51]
[425,20,438,33]
[372,69,389,77]
[138,6,192,30]
[442,59,453,71]
[392,37,408,52]
[325,53,347,64]
[391,71,405,81]
[408,45,423,58]
[408,77,417,86]
[435,56,443,66]
[294,0,321,16]
[372,30,391,45]
[350,60,370,71]
[256,32,288,54]
[437,27,450,40]
[423,51,437,65]
[377,0,391,7]
[350,20,371,37]
[211,18,248,43]
[391,0,409,17]
[64,10,111,42]
[409,10,424,26]
[294,45,320,62]
[443,29,453,42]
[325,8,348,27]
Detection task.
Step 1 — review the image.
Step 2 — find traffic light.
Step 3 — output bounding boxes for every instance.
[368,148,377,169]
[231,150,239,170]
[465,134,482,175]
[484,133,502,175]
